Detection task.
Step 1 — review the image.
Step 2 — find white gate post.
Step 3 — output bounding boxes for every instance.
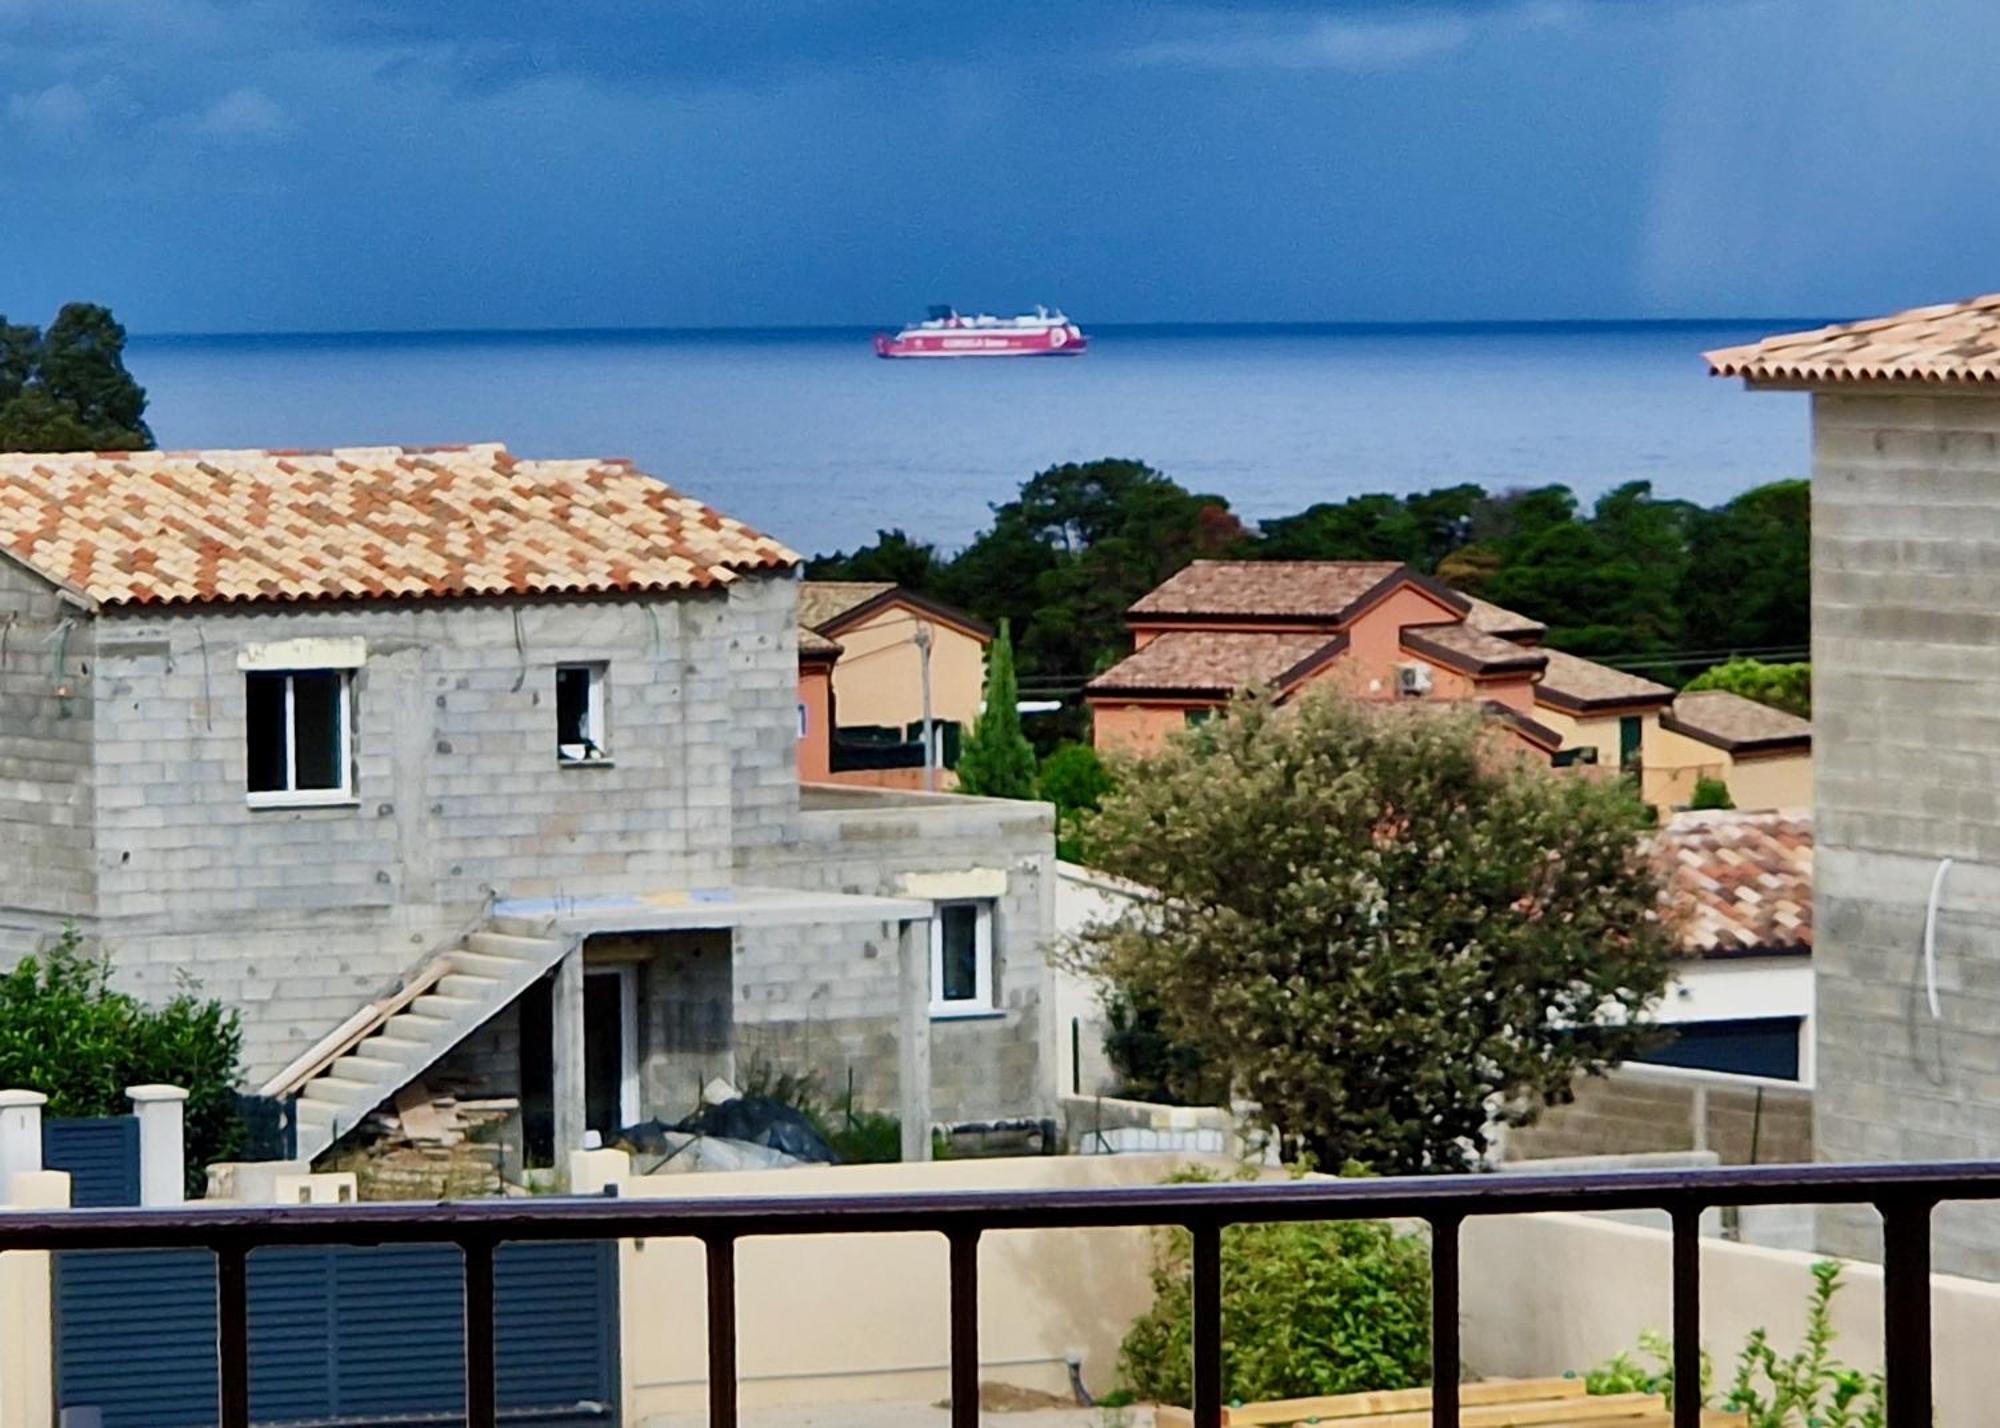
[0,1091,46,1198]
[127,1084,188,1206]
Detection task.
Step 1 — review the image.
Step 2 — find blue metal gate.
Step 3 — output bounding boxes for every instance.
[45,1120,618,1427]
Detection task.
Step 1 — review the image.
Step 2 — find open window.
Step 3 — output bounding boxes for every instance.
[930,900,996,1017]
[245,669,353,805]
[556,663,609,764]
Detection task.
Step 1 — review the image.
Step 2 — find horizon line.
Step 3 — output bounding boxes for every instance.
[128,315,1840,344]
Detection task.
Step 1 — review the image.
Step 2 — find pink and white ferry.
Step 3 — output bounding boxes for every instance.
[874,305,1088,359]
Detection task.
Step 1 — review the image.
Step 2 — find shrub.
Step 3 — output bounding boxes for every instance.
[1588,1260,1884,1428]
[1684,658,1811,718]
[0,928,243,1195]
[1119,1188,1431,1404]
[1038,741,1117,862]
[1689,776,1735,810]
[1102,986,1217,1107]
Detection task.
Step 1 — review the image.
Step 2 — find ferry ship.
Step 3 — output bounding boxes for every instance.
[874,306,1088,359]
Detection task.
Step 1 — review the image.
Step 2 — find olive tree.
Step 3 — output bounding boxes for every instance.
[1074,691,1675,1172]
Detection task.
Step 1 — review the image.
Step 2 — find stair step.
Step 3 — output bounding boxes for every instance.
[364,1034,428,1057]
[466,930,558,958]
[303,1076,373,1100]
[294,1100,338,1124]
[328,1054,403,1082]
[445,951,528,978]
[436,972,503,1000]
[408,993,482,1019]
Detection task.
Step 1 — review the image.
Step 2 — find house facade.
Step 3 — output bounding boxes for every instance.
[0,446,1055,1173]
[795,581,993,789]
[1085,561,1564,761]
[1711,295,2000,1272]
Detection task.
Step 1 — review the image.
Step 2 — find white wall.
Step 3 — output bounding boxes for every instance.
[1052,862,1155,1097]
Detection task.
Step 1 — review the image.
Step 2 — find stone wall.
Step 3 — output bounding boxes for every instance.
[64,573,796,1079]
[1502,1068,1812,1167]
[738,787,1057,1128]
[1812,390,2000,1273]
[0,558,96,963]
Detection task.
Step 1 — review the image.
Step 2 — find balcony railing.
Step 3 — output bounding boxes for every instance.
[0,1158,1982,1428]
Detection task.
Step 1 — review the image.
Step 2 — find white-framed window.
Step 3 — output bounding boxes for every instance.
[930,899,996,1017]
[245,669,353,806]
[556,663,609,764]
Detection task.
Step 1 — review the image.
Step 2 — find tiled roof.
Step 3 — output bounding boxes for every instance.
[1662,691,1811,755]
[797,580,994,641]
[1128,560,1451,623]
[1462,596,1546,644]
[1657,810,1812,958]
[1086,630,1346,698]
[797,625,842,658]
[798,581,896,631]
[1480,699,1564,752]
[0,444,796,609]
[1706,294,2000,386]
[1535,648,1675,713]
[1401,622,1548,676]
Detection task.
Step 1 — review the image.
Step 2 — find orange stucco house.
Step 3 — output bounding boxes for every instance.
[1085,561,1564,759]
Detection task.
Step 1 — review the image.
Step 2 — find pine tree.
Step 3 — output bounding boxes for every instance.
[0,302,153,452]
[954,619,1038,799]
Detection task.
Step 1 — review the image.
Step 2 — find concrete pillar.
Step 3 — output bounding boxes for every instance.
[0,1169,67,1428]
[552,946,587,1172]
[0,1090,46,1195]
[127,1084,189,1206]
[897,917,934,1163]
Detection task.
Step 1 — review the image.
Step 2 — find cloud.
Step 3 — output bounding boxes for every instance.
[6,80,90,137]
[1135,12,1479,72]
[185,86,288,142]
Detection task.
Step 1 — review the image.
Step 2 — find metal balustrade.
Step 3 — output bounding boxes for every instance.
[0,1158,1981,1428]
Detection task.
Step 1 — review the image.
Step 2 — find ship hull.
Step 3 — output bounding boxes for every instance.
[873,328,1088,359]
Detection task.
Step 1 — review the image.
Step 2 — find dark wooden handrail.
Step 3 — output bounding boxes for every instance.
[3,1158,1973,1428]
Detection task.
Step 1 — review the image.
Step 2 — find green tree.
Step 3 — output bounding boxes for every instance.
[954,619,1039,798]
[1075,691,1674,1172]
[1037,740,1116,861]
[1679,481,1809,656]
[1684,657,1811,718]
[0,302,154,452]
[805,528,944,590]
[0,930,243,1194]
[1689,776,1736,811]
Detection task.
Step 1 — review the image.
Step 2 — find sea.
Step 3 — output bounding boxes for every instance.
[129,321,1814,557]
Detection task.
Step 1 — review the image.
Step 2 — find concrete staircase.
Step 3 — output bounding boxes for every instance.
[273,927,572,1163]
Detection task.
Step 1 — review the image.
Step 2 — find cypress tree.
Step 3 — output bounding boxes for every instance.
[954,619,1038,799]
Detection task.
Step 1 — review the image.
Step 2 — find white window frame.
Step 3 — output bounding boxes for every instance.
[929,899,997,1018]
[245,669,355,809]
[556,662,610,765]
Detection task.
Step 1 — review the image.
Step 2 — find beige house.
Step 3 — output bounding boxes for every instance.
[798,581,993,736]
[1647,690,1812,812]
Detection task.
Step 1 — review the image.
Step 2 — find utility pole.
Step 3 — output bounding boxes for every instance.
[914,621,936,792]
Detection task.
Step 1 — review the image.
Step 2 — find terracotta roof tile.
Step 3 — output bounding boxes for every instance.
[1462,596,1546,643]
[0,445,796,609]
[1086,630,1346,698]
[797,625,842,658]
[1129,560,1442,622]
[798,580,897,631]
[1535,648,1675,712]
[1707,294,2000,386]
[1657,810,1812,958]
[1402,622,1548,676]
[1662,691,1811,755]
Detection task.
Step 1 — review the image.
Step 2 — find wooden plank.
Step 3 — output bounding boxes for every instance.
[1225,1379,1589,1424]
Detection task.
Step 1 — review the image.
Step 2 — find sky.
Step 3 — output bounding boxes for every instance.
[2,0,1996,333]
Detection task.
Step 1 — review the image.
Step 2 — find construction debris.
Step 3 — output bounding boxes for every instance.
[324,1078,519,1200]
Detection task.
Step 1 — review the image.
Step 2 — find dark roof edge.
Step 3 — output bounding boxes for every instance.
[1480,700,1564,751]
[1660,710,1812,756]
[1534,683,1676,715]
[815,586,995,642]
[1402,627,1549,678]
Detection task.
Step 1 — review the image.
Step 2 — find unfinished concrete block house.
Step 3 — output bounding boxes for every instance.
[0,445,1054,1170]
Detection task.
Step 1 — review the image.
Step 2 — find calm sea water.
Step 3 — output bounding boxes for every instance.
[130,322,1811,555]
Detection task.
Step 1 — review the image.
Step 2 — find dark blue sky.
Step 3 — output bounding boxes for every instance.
[2,1,1991,333]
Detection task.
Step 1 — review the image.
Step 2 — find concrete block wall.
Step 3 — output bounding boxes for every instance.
[737,790,1057,1127]
[1501,1068,1812,1167]
[1812,391,2000,1274]
[0,559,95,964]
[18,574,797,1080]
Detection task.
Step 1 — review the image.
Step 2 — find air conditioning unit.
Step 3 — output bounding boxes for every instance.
[1397,662,1433,697]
